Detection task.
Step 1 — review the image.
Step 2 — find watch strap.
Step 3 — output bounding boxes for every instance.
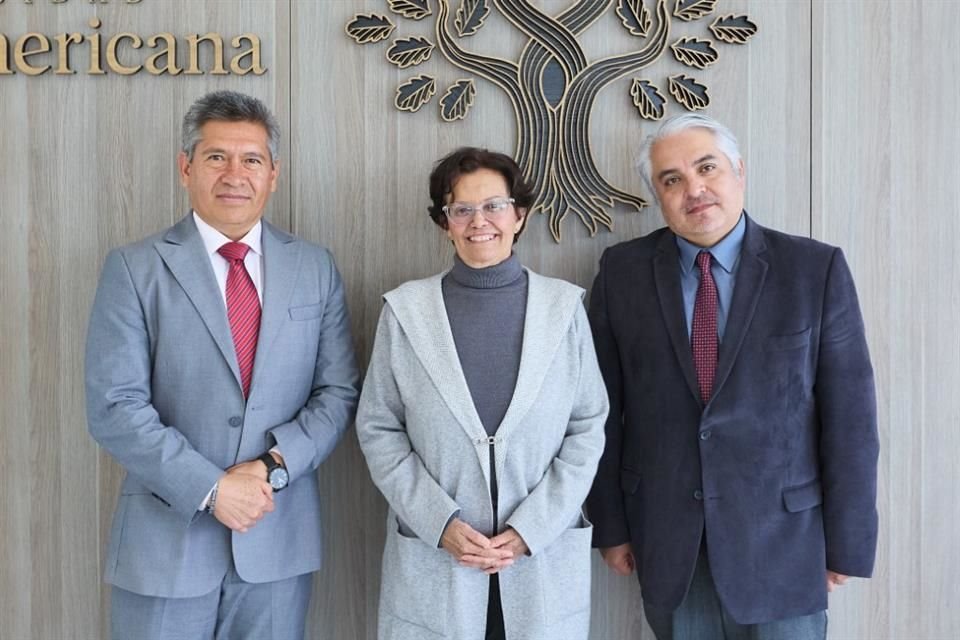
[258,452,281,474]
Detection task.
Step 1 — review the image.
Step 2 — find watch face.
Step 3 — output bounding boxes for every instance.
[269,467,289,490]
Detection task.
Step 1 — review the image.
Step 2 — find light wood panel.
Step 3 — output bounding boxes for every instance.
[815,1,960,638]
[291,4,380,637]
[812,5,892,638]
[1,8,35,640]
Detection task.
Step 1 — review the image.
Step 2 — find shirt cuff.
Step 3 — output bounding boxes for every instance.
[198,483,217,511]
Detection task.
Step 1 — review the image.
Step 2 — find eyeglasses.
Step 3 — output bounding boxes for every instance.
[442,197,515,225]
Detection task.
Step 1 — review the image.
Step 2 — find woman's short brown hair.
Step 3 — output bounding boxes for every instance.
[427,147,535,242]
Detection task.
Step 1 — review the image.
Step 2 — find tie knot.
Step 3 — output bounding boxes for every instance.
[696,250,712,273]
[218,242,250,263]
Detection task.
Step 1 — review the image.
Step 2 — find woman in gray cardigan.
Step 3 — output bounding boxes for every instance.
[356,148,609,640]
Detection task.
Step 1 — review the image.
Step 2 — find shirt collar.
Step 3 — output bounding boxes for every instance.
[192,211,262,257]
[676,211,745,275]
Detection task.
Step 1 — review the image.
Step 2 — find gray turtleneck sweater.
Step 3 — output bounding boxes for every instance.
[442,253,528,437]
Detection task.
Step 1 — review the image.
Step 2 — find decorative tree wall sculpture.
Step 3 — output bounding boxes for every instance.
[347,0,757,242]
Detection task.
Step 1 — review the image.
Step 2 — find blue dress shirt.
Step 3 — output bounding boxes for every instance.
[676,212,746,342]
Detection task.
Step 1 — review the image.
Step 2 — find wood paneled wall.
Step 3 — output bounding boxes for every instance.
[0,1,956,638]
[813,2,960,638]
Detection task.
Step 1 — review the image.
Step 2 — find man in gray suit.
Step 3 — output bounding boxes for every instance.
[587,114,878,639]
[86,91,360,639]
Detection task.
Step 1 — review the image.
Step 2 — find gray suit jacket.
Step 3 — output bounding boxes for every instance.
[85,214,360,597]
[586,214,878,624]
[357,269,608,639]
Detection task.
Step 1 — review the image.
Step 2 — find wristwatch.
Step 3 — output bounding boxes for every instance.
[258,452,289,492]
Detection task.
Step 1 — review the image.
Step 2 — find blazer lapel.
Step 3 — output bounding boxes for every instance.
[384,276,487,442]
[249,221,298,391]
[653,232,701,404]
[155,215,241,388]
[713,214,768,402]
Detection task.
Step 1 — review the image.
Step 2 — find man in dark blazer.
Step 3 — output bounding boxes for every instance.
[586,114,878,639]
[86,91,360,639]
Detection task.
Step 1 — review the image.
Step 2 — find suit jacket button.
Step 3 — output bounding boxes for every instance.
[693,489,704,501]
[228,416,242,428]
[699,430,711,440]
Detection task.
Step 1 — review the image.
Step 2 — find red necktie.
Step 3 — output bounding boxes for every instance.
[218,242,260,398]
[691,251,718,405]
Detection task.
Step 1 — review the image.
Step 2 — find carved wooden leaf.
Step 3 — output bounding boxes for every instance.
[440,79,477,122]
[388,0,431,21]
[673,0,717,22]
[709,15,759,44]
[395,75,437,112]
[386,37,435,69]
[617,0,651,37]
[670,37,719,69]
[668,74,709,111]
[630,79,666,121]
[456,0,490,37]
[345,14,395,45]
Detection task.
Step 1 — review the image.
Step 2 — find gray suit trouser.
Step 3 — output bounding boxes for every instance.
[111,562,313,640]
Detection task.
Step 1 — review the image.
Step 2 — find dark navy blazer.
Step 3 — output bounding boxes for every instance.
[586,213,879,624]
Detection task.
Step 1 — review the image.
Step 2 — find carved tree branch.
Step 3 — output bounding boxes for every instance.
[434,0,521,97]
[514,0,610,179]
[570,0,670,90]
[558,0,614,33]
[494,0,588,77]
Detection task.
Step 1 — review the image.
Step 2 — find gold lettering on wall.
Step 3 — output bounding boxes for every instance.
[144,33,179,75]
[54,32,82,74]
[86,17,104,75]
[0,35,10,74]
[14,33,51,76]
[106,32,142,74]
[185,33,226,75]
[0,15,266,77]
[230,35,264,76]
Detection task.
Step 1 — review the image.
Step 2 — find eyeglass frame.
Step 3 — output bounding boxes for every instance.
[441,196,517,225]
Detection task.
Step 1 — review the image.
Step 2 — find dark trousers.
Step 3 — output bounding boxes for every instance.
[486,573,506,640]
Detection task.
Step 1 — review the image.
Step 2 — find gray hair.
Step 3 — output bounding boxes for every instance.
[181,91,280,164]
[637,113,742,199]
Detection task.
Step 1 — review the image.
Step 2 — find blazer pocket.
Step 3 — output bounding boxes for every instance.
[765,327,812,351]
[288,303,323,321]
[620,467,642,495]
[782,479,823,512]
